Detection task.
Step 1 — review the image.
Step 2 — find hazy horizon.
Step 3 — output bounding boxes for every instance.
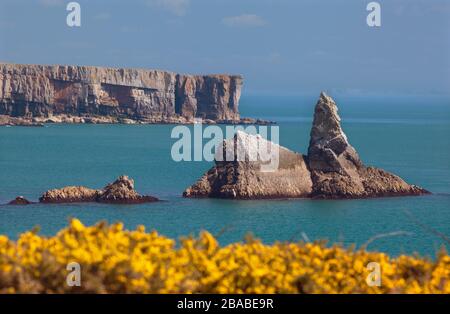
[0,0,449,96]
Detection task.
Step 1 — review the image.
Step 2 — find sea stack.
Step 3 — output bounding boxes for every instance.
[307,92,429,199]
[183,131,313,199]
[184,92,430,200]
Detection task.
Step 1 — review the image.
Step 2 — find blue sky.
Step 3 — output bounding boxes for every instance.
[0,0,449,95]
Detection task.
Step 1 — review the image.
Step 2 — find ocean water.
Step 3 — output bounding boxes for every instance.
[0,94,449,257]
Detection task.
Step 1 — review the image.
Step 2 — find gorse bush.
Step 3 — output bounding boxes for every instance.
[0,219,448,293]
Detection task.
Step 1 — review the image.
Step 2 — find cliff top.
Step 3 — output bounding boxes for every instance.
[0,62,243,80]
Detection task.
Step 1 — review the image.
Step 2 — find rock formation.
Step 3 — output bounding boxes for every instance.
[0,63,245,124]
[39,186,99,203]
[8,196,33,205]
[183,131,313,199]
[307,92,429,199]
[184,92,430,200]
[97,176,158,204]
[0,115,44,126]
[39,175,158,204]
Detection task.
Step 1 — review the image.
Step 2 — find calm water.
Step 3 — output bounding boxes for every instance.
[0,94,449,257]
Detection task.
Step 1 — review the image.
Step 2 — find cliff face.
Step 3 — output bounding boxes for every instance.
[0,63,242,122]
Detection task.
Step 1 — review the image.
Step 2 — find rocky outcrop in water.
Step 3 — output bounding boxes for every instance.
[97,176,158,204]
[0,63,245,124]
[39,186,98,203]
[184,92,430,199]
[184,131,313,199]
[307,92,428,199]
[39,175,158,204]
[8,196,33,205]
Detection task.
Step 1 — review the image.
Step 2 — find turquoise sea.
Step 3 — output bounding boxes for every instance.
[0,94,449,257]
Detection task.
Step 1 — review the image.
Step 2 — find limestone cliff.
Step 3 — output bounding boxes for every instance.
[0,63,242,123]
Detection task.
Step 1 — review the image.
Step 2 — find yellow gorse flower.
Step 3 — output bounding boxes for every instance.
[0,218,448,294]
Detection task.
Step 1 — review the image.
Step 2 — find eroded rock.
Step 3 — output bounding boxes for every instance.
[39,176,158,204]
[307,92,429,199]
[184,131,313,199]
[39,186,99,203]
[97,176,158,204]
[184,92,430,200]
[8,196,33,205]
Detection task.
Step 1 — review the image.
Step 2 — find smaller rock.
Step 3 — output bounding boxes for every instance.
[39,176,158,204]
[39,186,99,203]
[45,116,62,123]
[8,196,32,205]
[97,176,158,204]
[118,118,137,124]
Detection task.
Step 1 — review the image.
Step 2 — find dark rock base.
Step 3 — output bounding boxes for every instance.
[8,196,33,205]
